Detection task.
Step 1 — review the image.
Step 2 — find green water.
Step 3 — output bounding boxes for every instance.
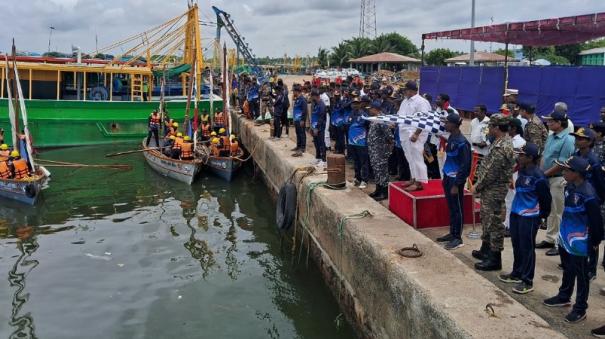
[0,143,355,339]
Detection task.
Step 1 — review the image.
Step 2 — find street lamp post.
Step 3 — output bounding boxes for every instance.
[48,26,55,54]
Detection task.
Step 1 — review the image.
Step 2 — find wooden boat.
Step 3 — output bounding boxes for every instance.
[0,170,46,205]
[141,138,203,185]
[206,148,244,182]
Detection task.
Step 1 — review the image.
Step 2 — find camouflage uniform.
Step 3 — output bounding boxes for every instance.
[474,115,515,252]
[523,115,548,152]
[368,121,394,187]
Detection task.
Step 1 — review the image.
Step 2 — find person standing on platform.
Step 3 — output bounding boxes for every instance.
[270,86,286,140]
[320,87,332,152]
[499,143,551,294]
[348,96,370,189]
[543,156,602,324]
[536,110,576,256]
[146,110,161,147]
[331,90,346,154]
[471,114,515,271]
[291,84,308,157]
[367,101,394,201]
[436,112,471,250]
[396,81,432,191]
[469,104,490,185]
[247,77,260,120]
[519,102,547,153]
[310,90,327,167]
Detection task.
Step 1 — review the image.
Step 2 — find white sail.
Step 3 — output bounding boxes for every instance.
[4,57,17,147]
[12,58,36,169]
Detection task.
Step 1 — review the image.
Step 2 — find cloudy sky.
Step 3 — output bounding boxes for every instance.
[1,0,604,58]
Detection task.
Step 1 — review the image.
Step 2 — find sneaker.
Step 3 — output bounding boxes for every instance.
[353,179,361,187]
[591,324,605,337]
[317,161,326,169]
[545,247,559,256]
[512,281,534,294]
[498,273,522,284]
[588,271,597,282]
[359,181,367,189]
[444,238,464,250]
[290,147,299,152]
[543,295,571,307]
[535,241,555,249]
[292,151,303,157]
[436,234,454,242]
[311,159,320,165]
[564,310,586,323]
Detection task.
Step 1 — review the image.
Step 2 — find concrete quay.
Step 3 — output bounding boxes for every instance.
[231,111,566,339]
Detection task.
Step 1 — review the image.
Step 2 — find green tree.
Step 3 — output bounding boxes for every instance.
[522,46,553,61]
[582,38,605,50]
[330,42,351,67]
[377,32,418,56]
[494,48,514,58]
[346,37,373,58]
[425,48,460,66]
[540,54,570,65]
[317,47,329,68]
[372,35,395,53]
[555,44,582,65]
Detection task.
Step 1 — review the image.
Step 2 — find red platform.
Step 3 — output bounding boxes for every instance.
[388,179,481,229]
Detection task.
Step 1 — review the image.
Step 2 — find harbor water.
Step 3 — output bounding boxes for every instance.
[0,143,355,339]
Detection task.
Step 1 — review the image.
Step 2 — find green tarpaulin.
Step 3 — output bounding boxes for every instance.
[153,64,191,78]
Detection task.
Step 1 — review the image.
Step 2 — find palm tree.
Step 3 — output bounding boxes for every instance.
[317,47,329,68]
[372,35,394,53]
[347,37,373,58]
[330,42,351,67]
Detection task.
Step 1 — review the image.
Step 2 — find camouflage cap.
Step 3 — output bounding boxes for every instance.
[488,113,512,126]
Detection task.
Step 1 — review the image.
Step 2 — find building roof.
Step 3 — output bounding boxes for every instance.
[423,12,605,47]
[579,47,605,55]
[349,52,421,64]
[445,51,517,63]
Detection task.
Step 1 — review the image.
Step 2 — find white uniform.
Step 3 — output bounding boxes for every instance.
[470,117,491,156]
[397,94,432,183]
[504,134,527,228]
[321,93,331,147]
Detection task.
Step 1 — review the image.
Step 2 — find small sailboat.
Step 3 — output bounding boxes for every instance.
[205,44,243,182]
[0,42,48,205]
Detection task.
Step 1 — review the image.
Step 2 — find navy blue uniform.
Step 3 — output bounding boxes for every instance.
[331,98,346,154]
[348,108,369,182]
[442,132,471,239]
[556,181,603,314]
[509,166,552,285]
[293,95,308,151]
[311,100,327,161]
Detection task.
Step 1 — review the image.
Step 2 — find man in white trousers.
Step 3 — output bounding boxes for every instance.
[397,81,432,190]
[320,87,331,151]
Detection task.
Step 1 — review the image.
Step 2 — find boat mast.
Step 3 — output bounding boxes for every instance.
[4,56,18,148]
[223,43,230,135]
[10,42,36,169]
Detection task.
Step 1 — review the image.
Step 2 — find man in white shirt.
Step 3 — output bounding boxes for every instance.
[469,104,490,185]
[396,81,432,186]
[504,118,527,229]
[320,88,331,150]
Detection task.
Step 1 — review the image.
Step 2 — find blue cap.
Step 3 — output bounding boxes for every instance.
[555,156,591,176]
[571,127,596,140]
[514,142,540,158]
[442,112,462,125]
[370,101,382,110]
[542,110,568,121]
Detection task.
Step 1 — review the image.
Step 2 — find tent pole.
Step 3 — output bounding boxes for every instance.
[503,42,509,93]
[421,37,425,66]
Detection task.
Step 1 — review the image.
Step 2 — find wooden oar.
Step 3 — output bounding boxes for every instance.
[105,148,159,157]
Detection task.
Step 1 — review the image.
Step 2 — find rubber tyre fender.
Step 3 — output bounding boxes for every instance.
[24,183,36,198]
[276,182,297,231]
[89,86,109,101]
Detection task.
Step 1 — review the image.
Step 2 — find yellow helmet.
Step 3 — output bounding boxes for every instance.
[211,137,219,144]
[10,150,19,158]
[229,134,236,141]
[0,144,7,150]
[176,132,183,137]
[172,122,179,128]
[219,128,226,134]
[202,115,209,121]
[184,136,191,141]
[210,131,217,136]
[169,135,176,140]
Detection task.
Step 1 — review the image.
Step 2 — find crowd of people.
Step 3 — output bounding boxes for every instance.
[233,72,605,334]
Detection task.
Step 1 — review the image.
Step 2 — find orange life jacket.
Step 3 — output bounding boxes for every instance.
[0,150,9,158]
[211,145,221,157]
[221,136,230,150]
[180,142,193,159]
[13,158,29,180]
[230,141,239,156]
[149,113,160,128]
[201,124,210,137]
[0,161,11,179]
[214,113,225,126]
[173,137,184,150]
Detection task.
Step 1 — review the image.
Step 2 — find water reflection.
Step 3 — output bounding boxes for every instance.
[8,227,39,339]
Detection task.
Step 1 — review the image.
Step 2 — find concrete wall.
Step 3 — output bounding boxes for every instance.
[232,112,565,339]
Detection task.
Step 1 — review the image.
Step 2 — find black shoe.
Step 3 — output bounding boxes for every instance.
[475,250,502,271]
[512,281,534,294]
[472,241,489,260]
[543,295,571,307]
[369,187,381,198]
[436,234,454,243]
[290,147,299,152]
[498,273,522,284]
[588,271,597,282]
[444,238,464,250]
[535,241,555,249]
[504,229,511,238]
[373,186,388,201]
[545,247,559,256]
[564,310,586,323]
[591,324,605,337]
